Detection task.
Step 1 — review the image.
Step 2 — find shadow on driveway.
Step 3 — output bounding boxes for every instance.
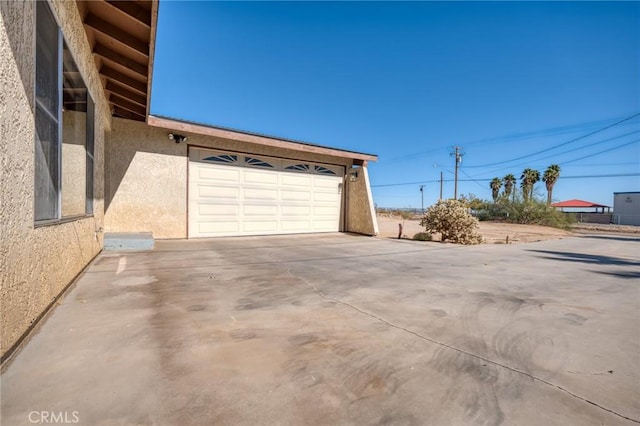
[527,249,640,267]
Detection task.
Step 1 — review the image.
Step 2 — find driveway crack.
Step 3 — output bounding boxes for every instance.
[286,269,640,424]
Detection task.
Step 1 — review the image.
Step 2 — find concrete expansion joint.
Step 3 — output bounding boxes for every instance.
[284,269,640,424]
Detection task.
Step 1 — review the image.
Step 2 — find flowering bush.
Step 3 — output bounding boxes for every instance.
[420,199,483,245]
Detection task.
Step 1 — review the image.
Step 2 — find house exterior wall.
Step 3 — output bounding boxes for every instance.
[105,118,188,239]
[346,166,379,236]
[0,0,110,360]
[613,192,640,226]
[105,118,373,238]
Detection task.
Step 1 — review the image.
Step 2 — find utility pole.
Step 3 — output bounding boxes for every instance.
[451,146,463,200]
[439,171,443,200]
[419,185,424,214]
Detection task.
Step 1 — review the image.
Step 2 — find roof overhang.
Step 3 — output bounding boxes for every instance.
[148,115,378,163]
[76,0,158,122]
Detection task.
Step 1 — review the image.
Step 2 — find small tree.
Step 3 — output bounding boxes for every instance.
[420,199,483,245]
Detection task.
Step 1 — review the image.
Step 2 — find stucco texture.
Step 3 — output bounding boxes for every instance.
[346,166,379,236]
[105,118,188,239]
[0,0,110,359]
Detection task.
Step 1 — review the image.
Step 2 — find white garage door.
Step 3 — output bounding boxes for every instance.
[188,148,344,238]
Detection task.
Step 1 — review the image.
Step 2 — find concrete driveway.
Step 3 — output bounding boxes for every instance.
[2,233,639,425]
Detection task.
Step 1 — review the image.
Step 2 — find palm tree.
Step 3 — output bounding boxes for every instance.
[490,177,502,202]
[520,168,540,202]
[542,164,561,205]
[503,174,516,201]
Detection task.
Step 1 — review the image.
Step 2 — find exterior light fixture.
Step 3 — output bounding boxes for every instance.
[168,133,187,143]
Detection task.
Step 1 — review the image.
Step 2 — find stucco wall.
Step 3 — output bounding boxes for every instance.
[0,0,110,359]
[105,118,188,238]
[346,166,379,236]
[105,119,356,238]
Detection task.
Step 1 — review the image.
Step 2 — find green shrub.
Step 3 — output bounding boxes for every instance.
[413,232,432,241]
[420,199,483,245]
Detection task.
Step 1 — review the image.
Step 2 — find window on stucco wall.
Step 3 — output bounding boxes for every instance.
[34,1,95,223]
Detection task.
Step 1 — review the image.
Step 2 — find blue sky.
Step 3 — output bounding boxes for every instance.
[151,1,640,209]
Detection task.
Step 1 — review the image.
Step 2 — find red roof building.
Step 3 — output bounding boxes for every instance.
[551,199,611,213]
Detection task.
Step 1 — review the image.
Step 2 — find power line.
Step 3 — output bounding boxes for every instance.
[561,139,640,165]
[371,172,640,188]
[384,114,638,164]
[469,131,640,178]
[463,112,640,168]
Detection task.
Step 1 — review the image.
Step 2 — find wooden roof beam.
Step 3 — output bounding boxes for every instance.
[94,43,147,77]
[104,1,152,27]
[101,66,147,94]
[113,105,146,121]
[84,13,149,56]
[105,82,146,107]
[110,93,146,116]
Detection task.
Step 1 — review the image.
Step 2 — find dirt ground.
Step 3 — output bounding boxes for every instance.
[376,214,573,244]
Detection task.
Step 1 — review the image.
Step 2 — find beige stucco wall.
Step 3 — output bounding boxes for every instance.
[105,118,188,238]
[0,0,110,359]
[346,166,379,236]
[105,119,356,238]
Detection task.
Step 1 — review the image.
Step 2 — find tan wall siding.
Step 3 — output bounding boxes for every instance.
[106,120,354,238]
[346,166,379,236]
[0,0,109,359]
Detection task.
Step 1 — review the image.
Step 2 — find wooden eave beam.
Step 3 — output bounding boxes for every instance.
[100,66,147,94]
[105,82,146,107]
[109,93,146,116]
[113,106,145,121]
[84,13,149,56]
[94,43,147,77]
[104,1,152,27]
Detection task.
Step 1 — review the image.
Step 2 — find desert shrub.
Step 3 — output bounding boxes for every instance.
[420,199,483,245]
[504,198,576,229]
[413,232,432,241]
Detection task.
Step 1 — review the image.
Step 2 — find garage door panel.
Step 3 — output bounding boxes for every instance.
[281,190,311,201]
[313,206,338,216]
[189,148,343,237]
[243,204,278,216]
[313,176,341,188]
[281,205,311,216]
[198,167,240,182]
[244,170,278,185]
[281,220,312,231]
[243,221,278,233]
[198,221,240,234]
[282,174,312,186]
[244,188,278,201]
[198,185,239,199]
[313,191,340,202]
[313,220,338,231]
[197,203,239,216]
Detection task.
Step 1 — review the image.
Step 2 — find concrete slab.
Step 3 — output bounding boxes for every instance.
[103,232,154,251]
[2,233,639,425]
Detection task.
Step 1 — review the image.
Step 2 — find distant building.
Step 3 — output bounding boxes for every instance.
[613,192,640,226]
[551,199,612,224]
